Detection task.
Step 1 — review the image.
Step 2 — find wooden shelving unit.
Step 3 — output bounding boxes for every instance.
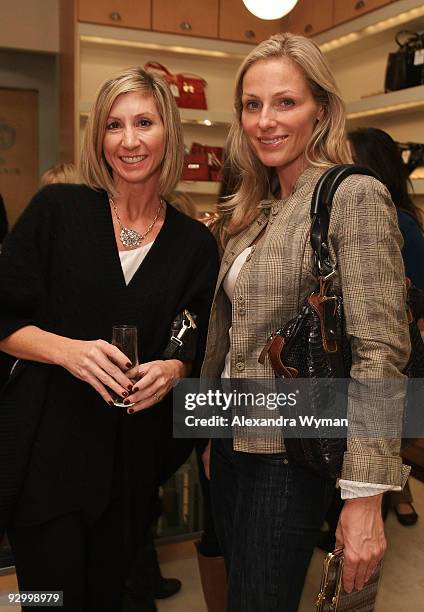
[176,181,220,195]
[315,0,424,54]
[79,22,254,59]
[346,86,424,120]
[80,102,232,128]
[64,0,424,206]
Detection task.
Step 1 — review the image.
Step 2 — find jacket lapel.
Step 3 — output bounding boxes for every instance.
[214,209,270,298]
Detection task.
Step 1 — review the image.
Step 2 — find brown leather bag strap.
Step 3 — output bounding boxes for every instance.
[308,293,338,353]
[258,335,299,378]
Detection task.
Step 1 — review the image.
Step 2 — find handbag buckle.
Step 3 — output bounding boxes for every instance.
[183,309,197,330]
[169,310,197,348]
[175,320,191,343]
[320,267,336,281]
[324,269,336,281]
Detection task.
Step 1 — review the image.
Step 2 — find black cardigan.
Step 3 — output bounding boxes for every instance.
[0,184,219,535]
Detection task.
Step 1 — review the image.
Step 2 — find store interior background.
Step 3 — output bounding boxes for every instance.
[0,0,424,610]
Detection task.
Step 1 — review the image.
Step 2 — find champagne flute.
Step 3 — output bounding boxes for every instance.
[111,325,139,407]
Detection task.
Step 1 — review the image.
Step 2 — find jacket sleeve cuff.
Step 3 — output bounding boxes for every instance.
[341,451,411,488]
[339,480,401,499]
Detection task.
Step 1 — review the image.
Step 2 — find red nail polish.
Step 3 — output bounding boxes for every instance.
[123,399,130,405]
[108,400,114,406]
[133,387,139,393]
[122,391,128,398]
[128,408,134,414]
[128,384,133,392]
[126,362,132,368]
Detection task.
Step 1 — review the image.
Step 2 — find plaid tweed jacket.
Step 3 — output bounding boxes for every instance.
[201,166,411,487]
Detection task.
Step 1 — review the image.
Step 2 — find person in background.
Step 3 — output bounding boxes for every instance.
[0,67,218,612]
[349,126,424,527]
[39,162,79,186]
[194,155,241,612]
[0,194,8,247]
[0,192,12,568]
[201,32,411,611]
[0,192,12,412]
[349,127,424,293]
[170,190,198,219]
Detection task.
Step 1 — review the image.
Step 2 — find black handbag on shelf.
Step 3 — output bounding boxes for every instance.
[384,30,424,92]
[397,141,424,175]
[259,165,424,480]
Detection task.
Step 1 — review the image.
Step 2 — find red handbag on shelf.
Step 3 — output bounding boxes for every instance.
[181,143,224,182]
[181,153,210,181]
[144,61,208,110]
[189,142,224,181]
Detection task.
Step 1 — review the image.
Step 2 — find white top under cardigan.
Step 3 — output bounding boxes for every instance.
[221,248,399,500]
[119,241,154,285]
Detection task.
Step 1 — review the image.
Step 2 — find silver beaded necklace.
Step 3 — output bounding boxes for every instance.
[109,196,163,249]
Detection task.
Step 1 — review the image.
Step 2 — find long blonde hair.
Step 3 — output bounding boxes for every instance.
[80,67,184,198]
[221,32,350,242]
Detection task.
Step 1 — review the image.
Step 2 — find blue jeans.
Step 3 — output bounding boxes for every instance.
[210,438,335,612]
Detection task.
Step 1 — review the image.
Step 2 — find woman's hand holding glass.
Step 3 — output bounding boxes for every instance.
[60,338,134,405]
[124,359,188,413]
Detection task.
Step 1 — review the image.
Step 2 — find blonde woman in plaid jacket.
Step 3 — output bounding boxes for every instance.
[201,33,411,612]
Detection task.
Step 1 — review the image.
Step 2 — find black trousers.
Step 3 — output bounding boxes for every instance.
[195,445,221,557]
[8,501,125,612]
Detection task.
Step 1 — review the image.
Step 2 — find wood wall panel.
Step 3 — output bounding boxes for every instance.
[0,88,39,227]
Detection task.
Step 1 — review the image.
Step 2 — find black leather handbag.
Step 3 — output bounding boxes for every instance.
[385,30,424,92]
[259,165,424,480]
[397,141,424,175]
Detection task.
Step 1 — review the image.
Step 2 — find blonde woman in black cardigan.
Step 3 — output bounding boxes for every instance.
[0,67,218,611]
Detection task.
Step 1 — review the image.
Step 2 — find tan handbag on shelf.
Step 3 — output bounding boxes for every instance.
[144,61,208,109]
[316,550,382,612]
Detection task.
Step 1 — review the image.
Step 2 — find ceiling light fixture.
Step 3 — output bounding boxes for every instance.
[242,0,298,20]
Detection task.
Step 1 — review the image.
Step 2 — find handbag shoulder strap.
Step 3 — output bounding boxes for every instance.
[310,164,379,278]
[144,61,173,76]
[395,30,422,48]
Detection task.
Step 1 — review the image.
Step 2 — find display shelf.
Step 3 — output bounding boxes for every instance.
[176,181,220,195]
[314,0,424,55]
[65,1,424,167]
[79,22,254,60]
[346,85,424,120]
[79,102,233,127]
[179,108,233,127]
[175,179,424,197]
